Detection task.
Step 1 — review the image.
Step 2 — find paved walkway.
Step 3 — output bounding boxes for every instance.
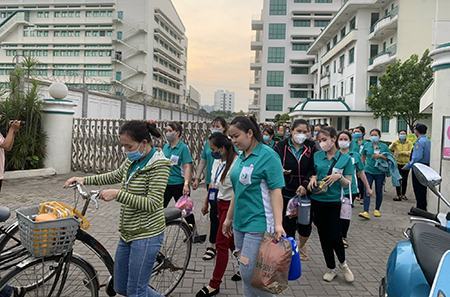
[0,173,419,296]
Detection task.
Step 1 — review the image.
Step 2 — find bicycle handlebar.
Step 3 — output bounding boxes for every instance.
[68,183,100,215]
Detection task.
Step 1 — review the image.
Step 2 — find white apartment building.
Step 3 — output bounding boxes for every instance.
[214,89,235,112]
[249,0,344,123]
[0,0,188,111]
[290,0,435,141]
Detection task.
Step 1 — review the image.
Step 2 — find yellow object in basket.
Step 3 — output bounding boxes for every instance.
[38,201,90,230]
[33,213,58,256]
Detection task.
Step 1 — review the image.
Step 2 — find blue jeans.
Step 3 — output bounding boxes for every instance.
[114,233,164,297]
[233,230,274,297]
[364,173,386,212]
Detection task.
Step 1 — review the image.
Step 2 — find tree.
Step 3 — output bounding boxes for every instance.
[367,50,433,131]
[275,113,291,125]
[0,58,46,170]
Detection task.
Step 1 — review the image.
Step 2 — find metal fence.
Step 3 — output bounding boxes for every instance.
[71,118,210,174]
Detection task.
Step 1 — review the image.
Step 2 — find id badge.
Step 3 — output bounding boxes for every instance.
[374,149,380,155]
[208,188,219,201]
[239,165,254,185]
[170,154,179,165]
[332,168,344,175]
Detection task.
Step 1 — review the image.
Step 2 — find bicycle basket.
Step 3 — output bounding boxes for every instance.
[16,206,79,258]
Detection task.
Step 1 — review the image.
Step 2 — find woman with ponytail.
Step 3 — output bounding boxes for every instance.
[65,120,171,297]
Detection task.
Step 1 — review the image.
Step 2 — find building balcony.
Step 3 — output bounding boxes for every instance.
[249,79,261,90]
[249,103,260,112]
[251,39,263,51]
[369,6,398,41]
[250,59,262,70]
[320,72,330,86]
[368,44,397,72]
[252,14,263,31]
[319,30,357,65]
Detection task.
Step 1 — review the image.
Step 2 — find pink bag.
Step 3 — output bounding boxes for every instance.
[285,196,299,218]
[175,195,193,217]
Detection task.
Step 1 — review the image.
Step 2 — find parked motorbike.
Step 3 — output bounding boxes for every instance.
[379,163,450,297]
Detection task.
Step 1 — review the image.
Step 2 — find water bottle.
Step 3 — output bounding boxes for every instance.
[297,196,311,226]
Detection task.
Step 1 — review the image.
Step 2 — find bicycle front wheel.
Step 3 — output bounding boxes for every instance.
[151,220,192,296]
[0,254,99,297]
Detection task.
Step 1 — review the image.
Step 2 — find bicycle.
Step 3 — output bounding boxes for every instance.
[0,183,194,296]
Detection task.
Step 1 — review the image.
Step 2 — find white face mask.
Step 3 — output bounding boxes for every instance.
[339,140,350,149]
[293,133,307,145]
[320,140,333,152]
[210,128,223,134]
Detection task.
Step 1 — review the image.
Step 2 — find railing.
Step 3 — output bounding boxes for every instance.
[369,44,397,65]
[370,6,399,33]
[72,119,211,174]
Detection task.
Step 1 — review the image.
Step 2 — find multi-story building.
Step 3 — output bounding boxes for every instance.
[0,0,188,111]
[185,85,201,113]
[249,0,344,122]
[214,89,235,112]
[290,0,435,140]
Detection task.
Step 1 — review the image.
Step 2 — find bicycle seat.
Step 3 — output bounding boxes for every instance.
[0,207,10,222]
[164,208,181,222]
[411,222,450,285]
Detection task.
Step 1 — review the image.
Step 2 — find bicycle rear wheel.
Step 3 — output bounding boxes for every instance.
[151,220,192,296]
[0,254,99,297]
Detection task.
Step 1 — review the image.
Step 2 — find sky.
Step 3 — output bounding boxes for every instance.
[171,0,262,112]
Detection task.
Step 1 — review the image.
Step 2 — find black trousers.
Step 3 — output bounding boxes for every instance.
[312,199,345,269]
[206,184,219,245]
[396,165,410,197]
[282,195,312,238]
[163,184,196,228]
[412,169,427,211]
[357,177,365,199]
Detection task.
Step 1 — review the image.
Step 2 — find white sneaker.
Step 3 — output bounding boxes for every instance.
[323,269,337,282]
[339,262,355,283]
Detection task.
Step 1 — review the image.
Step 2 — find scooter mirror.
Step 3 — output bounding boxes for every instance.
[413,163,442,188]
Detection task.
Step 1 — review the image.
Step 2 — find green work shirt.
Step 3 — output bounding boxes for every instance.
[362,141,389,175]
[264,139,276,149]
[311,150,354,203]
[350,139,367,155]
[288,139,304,160]
[343,151,364,196]
[127,148,156,179]
[201,140,214,185]
[230,143,285,233]
[163,140,193,185]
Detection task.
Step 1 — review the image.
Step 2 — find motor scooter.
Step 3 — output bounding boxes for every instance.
[379,163,450,297]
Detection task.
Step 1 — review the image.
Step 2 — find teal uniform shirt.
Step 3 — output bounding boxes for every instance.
[343,151,364,196]
[311,150,354,203]
[162,140,193,185]
[362,141,389,175]
[230,143,285,233]
[264,139,276,149]
[201,140,214,185]
[351,139,367,154]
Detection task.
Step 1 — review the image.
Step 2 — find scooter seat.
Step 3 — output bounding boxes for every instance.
[0,207,10,222]
[410,223,450,285]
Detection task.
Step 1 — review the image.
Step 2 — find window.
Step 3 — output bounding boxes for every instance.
[397,117,408,132]
[340,81,344,96]
[390,37,394,44]
[291,67,309,75]
[294,0,311,2]
[290,90,309,98]
[266,94,283,111]
[266,71,284,87]
[349,47,355,64]
[340,27,346,39]
[332,85,336,98]
[381,117,390,133]
[115,71,122,81]
[267,47,285,63]
[333,35,338,46]
[316,0,332,2]
[117,31,123,40]
[339,55,345,69]
[350,17,356,30]
[326,42,331,51]
[268,24,286,39]
[117,11,124,19]
[369,76,378,87]
[37,11,49,18]
[293,20,311,27]
[292,43,309,51]
[290,84,310,88]
[349,77,354,94]
[333,60,337,73]
[269,0,287,15]
[315,20,330,27]
[337,117,343,131]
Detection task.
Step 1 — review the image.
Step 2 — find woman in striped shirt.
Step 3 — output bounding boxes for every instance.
[65,120,171,297]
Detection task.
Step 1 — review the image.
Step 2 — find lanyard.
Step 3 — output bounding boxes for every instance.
[214,163,226,184]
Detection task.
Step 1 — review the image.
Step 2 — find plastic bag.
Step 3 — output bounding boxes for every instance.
[251,233,291,294]
[286,237,302,281]
[175,195,193,217]
[340,197,352,220]
[285,196,299,217]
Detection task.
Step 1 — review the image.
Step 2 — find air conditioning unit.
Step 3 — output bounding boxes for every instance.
[338,67,343,73]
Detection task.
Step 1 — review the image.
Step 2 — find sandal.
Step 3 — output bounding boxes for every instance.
[402,195,408,201]
[231,271,242,281]
[196,286,220,297]
[393,197,402,201]
[343,238,349,249]
[202,247,216,261]
[299,246,309,261]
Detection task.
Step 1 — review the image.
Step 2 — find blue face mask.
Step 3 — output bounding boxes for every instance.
[353,132,363,139]
[263,135,271,143]
[211,151,222,160]
[371,136,380,143]
[127,144,144,161]
[399,135,407,141]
